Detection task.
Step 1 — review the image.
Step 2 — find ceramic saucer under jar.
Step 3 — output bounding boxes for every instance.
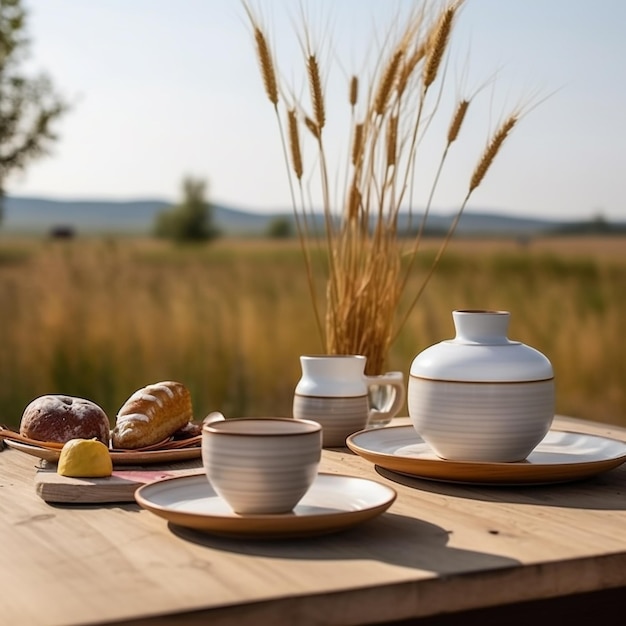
[407,309,555,462]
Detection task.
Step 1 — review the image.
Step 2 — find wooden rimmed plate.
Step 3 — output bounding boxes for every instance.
[346,426,626,485]
[4,439,201,466]
[134,472,396,538]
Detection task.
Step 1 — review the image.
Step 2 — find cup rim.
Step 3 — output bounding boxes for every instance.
[202,417,322,436]
[300,354,366,360]
[453,309,509,316]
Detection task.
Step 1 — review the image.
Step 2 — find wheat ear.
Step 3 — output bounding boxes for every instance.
[253,28,279,106]
[307,55,325,130]
[304,116,320,139]
[423,5,456,89]
[373,50,404,116]
[469,115,517,192]
[351,123,364,166]
[347,183,362,221]
[447,99,470,143]
[386,115,398,168]
[349,76,358,107]
[287,109,303,180]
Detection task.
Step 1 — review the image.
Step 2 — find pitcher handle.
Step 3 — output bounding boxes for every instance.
[364,371,405,426]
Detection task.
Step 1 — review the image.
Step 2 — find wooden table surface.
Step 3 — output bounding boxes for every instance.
[1,415,626,626]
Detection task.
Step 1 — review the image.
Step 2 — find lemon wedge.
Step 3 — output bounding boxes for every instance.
[57,438,113,478]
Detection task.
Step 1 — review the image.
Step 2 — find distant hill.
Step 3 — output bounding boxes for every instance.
[2,196,270,236]
[2,195,623,237]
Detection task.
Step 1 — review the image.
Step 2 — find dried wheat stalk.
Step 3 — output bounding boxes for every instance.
[244,0,528,374]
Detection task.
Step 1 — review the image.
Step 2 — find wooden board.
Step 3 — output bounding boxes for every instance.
[35,467,203,503]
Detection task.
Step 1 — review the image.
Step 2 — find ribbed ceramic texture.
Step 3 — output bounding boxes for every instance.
[408,377,555,462]
[293,394,368,447]
[202,422,321,514]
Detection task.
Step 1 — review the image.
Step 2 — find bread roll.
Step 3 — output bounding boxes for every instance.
[111,381,193,449]
[20,395,111,445]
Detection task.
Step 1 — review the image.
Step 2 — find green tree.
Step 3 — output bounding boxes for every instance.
[0,0,69,221]
[266,216,293,239]
[154,176,219,242]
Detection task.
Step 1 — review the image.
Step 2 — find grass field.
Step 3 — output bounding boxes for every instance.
[0,234,624,429]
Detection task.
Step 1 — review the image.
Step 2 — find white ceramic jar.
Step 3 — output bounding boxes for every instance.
[408,310,555,462]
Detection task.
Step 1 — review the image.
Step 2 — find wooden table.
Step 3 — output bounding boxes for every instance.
[2,415,626,626]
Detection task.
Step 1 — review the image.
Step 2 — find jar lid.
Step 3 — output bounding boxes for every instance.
[410,340,553,382]
[410,311,553,382]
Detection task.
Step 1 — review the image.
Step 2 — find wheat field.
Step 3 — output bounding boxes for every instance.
[0,235,624,429]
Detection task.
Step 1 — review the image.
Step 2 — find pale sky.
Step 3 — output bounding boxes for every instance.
[9,0,626,222]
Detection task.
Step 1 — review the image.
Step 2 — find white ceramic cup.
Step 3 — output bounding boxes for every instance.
[293,355,405,447]
[202,415,322,515]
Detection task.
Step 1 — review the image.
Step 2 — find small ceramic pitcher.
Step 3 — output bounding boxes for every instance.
[293,355,405,447]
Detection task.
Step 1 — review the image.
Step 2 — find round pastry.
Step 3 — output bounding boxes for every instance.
[20,395,111,445]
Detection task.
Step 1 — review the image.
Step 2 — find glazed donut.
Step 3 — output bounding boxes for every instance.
[20,395,111,445]
[111,381,193,450]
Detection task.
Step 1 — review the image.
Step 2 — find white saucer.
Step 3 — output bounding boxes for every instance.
[135,472,396,538]
[346,426,626,485]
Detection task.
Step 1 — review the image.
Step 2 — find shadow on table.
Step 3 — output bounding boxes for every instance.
[374,465,626,511]
[169,510,518,576]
